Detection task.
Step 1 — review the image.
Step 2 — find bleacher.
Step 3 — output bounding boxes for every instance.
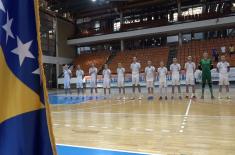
[109,47,169,74]
[177,37,235,67]
[72,51,110,75]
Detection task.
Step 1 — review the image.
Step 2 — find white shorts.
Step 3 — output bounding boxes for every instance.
[117,78,124,87]
[171,75,180,85]
[77,81,83,88]
[64,80,70,89]
[219,74,229,85]
[146,81,154,88]
[132,74,140,86]
[90,80,97,88]
[186,74,195,85]
[103,79,111,88]
[159,79,167,88]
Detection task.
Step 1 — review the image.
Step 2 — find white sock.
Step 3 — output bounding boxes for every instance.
[164,87,167,97]
[160,88,163,97]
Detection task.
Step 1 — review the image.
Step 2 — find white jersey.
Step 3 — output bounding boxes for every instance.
[76,69,84,82]
[170,63,181,76]
[89,67,97,81]
[217,61,230,75]
[103,69,111,80]
[145,66,155,81]
[117,67,125,79]
[158,67,168,80]
[130,62,141,75]
[185,62,196,75]
[63,69,71,81]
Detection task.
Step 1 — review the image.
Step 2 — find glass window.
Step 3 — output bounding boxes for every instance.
[113,21,120,32]
[182,6,203,16]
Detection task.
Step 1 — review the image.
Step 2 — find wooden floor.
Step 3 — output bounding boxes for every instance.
[51,88,235,155]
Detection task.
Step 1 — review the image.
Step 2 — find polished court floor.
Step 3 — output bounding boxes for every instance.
[50,86,235,155]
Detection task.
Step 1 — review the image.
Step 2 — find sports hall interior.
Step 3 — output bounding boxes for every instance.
[40,0,235,154]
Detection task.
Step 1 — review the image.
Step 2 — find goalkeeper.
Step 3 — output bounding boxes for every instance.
[198,52,215,99]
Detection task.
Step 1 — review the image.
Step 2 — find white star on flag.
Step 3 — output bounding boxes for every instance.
[32,68,40,75]
[2,12,15,43]
[33,68,42,84]
[11,37,35,66]
[0,0,5,12]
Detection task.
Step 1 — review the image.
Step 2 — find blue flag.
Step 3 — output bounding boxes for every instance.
[0,0,57,154]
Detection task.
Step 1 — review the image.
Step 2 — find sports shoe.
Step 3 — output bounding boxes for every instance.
[192,96,196,99]
[171,96,174,100]
[227,96,231,99]
[159,96,162,100]
[211,96,215,99]
[165,96,168,100]
[185,95,189,99]
[130,97,135,100]
[138,96,142,100]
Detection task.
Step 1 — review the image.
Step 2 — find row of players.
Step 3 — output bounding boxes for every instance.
[63,52,231,100]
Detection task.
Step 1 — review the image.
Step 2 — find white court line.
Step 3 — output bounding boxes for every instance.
[57,143,161,155]
[52,99,134,114]
[185,95,193,116]
[88,125,96,128]
[178,95,193,132]
[145,128,154,132]
[52,111,235,118]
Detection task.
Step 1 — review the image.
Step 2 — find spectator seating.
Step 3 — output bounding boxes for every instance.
[177,37,235,67]
[109,47,169,74]
[72,51,111,76]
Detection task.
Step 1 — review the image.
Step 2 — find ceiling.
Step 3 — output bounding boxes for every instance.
[45,0,177,18]
[44,0,222,19]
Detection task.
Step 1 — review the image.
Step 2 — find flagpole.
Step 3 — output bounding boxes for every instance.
[34,0,57,154]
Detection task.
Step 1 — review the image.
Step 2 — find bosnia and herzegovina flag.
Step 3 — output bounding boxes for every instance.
[0,0,57,154]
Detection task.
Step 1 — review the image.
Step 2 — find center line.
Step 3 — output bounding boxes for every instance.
[179,94,193,132]
[185,95,193,116]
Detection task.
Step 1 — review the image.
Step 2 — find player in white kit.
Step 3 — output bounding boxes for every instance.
[217,55,231,99]
[130,57,141,100]
[184,56,196,99]
[102,64,111,98]
[145,61,155,99]
[63,64,72,97]
[76,65,84,96]
[117,63,126,100]
[89,63,98,95]
[170,58,182,99]
[157,61,168,100]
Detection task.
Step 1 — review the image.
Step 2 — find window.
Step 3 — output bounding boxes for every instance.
[182,6,203,16]
[94,21,100,31]
[167,35,178,43]
[113,21,120,32]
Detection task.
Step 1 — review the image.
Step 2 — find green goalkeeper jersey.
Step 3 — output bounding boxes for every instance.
[200,59,212,72]
[199,58,212,82]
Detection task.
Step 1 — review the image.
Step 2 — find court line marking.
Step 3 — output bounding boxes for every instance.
[185,96,192,116]
[52,99,134,113]
[81,99,134,110]
[52,111,235,118]
[178,94,193,132]
[57,143,161,155]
